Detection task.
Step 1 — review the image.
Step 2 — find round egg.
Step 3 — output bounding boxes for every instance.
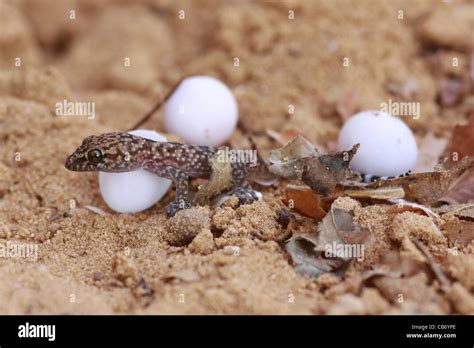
[338,110,418,177]
[163,76,238,146]
[98,129,172,213]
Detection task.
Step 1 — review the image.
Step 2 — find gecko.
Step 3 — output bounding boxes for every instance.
[65,132,275,216]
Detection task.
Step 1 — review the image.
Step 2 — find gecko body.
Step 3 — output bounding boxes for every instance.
[65,132,271,216]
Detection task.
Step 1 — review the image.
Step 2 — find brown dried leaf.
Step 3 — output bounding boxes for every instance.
[316,203,373,259]
[360,252,439,300]
[444,114,474,167]
[386,200,439,219]
[268,135,318,167]
[285,234,345,278]
[447,204,474,220]
[301,144,359,195]
[269,135,359,196]
[439,172,474,204]
[282,184,339,220]
[439,115,474,203]
[344,187,405,201]
[380,251,427,278]
[442,219,474,246]
[362,156,474,205]
[285,199,373,278]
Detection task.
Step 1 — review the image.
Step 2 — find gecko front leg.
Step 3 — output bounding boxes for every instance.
[228,162,259,205]
[142,162,192,217]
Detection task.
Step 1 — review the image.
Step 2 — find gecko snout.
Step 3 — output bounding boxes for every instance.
[65,154,77,171]
[65,152,89,171]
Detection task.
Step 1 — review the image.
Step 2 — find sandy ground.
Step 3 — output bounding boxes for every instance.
[0,0,473,314]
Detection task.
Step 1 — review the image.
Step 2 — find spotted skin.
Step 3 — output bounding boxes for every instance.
[65,132,259,216]
[361,170,412,183]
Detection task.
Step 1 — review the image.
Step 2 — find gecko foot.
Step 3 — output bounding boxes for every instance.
[229,187,259,205]
[166,200,192,218]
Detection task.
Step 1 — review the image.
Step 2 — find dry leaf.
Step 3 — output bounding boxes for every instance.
[285,199,373,278]
[344,187,405,201]
[361,239,450,299]
[285,234,345,277]
[386,200,440,219]
[301,144,359,195]
[443,204,474,220]
[360,252,444,301]
[437,204,474,245]
[268,135,359,196]
[282,184,339,220]
[268,135,319,167]
[444,114,474,167]
[442,219,474,246]
[377,251,426,278]
[439,173,474,204]
[355,156,474,205]
[439,114,474,203]
[316,203,373,259]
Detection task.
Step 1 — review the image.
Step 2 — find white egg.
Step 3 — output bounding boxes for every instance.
[338,110,418,177]
[98,129,172,213]
[163,76,238,146]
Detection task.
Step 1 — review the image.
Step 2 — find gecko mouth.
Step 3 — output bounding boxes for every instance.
[65,155,135,172]
[65,154,92,171]
[65,155,75,170]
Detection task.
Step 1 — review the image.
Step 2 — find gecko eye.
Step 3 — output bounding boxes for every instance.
[86,149,103,164]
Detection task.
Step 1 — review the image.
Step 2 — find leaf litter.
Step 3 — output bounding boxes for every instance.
[268,135,360,196]
[285,198,373,278]
[273,135,474,291]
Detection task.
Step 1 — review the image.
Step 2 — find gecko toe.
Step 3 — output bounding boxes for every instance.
[230,187,259,205]
[165,201,192,218]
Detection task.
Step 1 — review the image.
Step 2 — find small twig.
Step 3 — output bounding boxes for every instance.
[128,78,185,131]
[412,238,450,293]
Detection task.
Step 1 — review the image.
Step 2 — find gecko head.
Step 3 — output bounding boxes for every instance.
[65,132,147,172]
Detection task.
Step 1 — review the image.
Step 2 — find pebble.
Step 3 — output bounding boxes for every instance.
[164,207,211,246]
